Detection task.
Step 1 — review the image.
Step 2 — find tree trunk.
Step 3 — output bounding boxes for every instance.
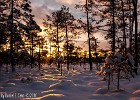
[86,0,92,71]
[132,0,138,74]
[38,41,41,70]
[121,0,127,56]
[66,25,69,70]
[49,41,52,66]
[129,0,133,54]
[57,23,60,69]
[31,32,34,68]
[112,0,116,53]
[10,0,15,72]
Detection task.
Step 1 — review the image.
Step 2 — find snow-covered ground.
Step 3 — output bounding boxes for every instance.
[0,63,140,100]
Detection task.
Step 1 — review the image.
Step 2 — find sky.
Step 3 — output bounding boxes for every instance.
[29,0,111,50]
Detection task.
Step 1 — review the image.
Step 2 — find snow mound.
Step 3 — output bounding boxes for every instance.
[95,88,109,94]
[49,80,75,90]
[7,79,20,84]
[28,81,47,90]
[132,90,140,97]
[88,94,115,100]
[75,85,94,92]
[127,82,140,90]
[88,82,105,86]
[73,79,86,85]
[40,94,66,100]
[89,90,129,100]
[72,73,87,78]
[82,76,95,81]
[5,83,16,87]
[0,87,16,92]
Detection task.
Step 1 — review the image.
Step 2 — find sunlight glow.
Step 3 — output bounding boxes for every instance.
[38,94,64,99]
[49,83,60,88]
[41,90,55,93]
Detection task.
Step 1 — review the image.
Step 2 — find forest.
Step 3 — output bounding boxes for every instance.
[0,0,140,100]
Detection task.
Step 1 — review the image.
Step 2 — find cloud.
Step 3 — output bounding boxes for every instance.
[43,0,62,10]
[29,0,53,28]
[56,0,76,5]
[56,0,85,5]
[29,0,110,49]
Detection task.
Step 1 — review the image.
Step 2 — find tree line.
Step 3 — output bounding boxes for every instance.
[0,0,47,72]
[0,0,139,73]
[43,0,139,71]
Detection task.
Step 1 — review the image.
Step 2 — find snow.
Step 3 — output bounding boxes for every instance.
[0,63,140,100]
[114,51,123,63]
[126,53,135,66]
